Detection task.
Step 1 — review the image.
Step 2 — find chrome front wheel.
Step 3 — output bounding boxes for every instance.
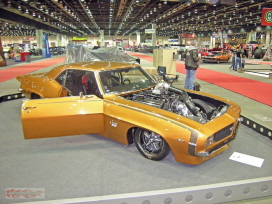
[134,128,170,161]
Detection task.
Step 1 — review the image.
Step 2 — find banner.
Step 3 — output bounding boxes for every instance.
[145,29,155,34]
[180,33,197,39]
[72,36,87,41]
[42,34,51,58]
[0,37,7,67]
[262,8,272,26]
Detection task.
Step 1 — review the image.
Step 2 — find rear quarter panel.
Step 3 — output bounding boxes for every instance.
[17,74,62,98]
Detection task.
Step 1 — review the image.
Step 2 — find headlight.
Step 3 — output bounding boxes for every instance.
[206,135,214,147]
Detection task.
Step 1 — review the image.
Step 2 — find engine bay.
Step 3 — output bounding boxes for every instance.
[123,83,229,124]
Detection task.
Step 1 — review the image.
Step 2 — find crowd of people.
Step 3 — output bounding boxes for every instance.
[229,49,246,71]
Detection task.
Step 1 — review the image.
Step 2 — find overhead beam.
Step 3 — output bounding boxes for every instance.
[0,8,73,36]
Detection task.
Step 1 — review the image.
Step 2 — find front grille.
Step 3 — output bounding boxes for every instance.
[208,136,236,154]
[214,123,234,142]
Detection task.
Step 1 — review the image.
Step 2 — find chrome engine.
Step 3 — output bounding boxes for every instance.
[124,83,229,124]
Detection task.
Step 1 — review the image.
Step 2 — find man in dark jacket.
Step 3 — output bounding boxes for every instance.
[183,40,200,90]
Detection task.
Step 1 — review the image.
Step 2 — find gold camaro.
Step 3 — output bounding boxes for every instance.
[17,61,241,165]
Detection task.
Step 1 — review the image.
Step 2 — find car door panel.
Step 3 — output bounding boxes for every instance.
[21,95,104,139]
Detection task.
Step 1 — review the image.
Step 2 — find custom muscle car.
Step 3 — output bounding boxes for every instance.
[202,51,231,63]
[17,61,241,165]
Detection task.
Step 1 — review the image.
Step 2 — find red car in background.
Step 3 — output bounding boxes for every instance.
[199,49,211,57]
[243,41,260,51]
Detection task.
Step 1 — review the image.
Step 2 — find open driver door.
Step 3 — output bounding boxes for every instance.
[21,95,104,139]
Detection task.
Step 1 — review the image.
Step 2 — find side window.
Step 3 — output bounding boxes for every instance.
[55,70,67,86]
[82,71,100,96]
[55,70,100,97]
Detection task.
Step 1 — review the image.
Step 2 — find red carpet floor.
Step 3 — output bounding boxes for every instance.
[129,52,272,107]
[0,57,65,83]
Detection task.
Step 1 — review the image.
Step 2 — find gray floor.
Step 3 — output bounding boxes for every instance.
[0,54,272,204]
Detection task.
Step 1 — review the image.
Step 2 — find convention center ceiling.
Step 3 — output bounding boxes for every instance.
[0,0,271,37]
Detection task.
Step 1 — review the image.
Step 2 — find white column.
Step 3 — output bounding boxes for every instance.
[100,30,105,47]
[152,24,156,47]
[136,31,141,46]
[56,34,61,47]
[36,29,43,49]
[210,35,214,49]
[62,35,68,47]
[266,31,271,47]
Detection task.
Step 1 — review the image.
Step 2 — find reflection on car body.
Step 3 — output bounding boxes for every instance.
[17,61,241,165]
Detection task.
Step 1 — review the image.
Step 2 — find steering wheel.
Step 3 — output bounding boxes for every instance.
[122,79,131,84]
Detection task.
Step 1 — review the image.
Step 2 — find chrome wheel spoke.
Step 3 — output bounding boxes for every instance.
[141,131,162,152]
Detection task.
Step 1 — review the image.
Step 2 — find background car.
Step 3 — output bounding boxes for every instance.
[202,51,231,63]
[17,61,241,165]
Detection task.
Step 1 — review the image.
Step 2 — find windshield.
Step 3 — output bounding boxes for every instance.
[99,66,157,95]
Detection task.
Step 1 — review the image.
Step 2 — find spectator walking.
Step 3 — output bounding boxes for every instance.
[229,50,236,70]
[234,49,242,71]
[241,55,246,69]
[182,40,200,90]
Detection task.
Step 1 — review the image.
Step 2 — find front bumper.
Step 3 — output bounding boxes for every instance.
[197,135,236,157]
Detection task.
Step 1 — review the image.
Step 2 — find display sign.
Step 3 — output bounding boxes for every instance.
[262,8,272,26]
[0,37,7,67]
[113,39,123,42]
[168,39,179,42]
[72,36,87,41]
[23,37,35,41]
[202,41,210,45]
[145,29,155,34]
[42,34,51,58]
[180,33,197,39]
[212,33,228,38]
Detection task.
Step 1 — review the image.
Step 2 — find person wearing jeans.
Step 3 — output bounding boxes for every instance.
[234,49,242,71]
[183,40,200,90]
[185,69,197,90]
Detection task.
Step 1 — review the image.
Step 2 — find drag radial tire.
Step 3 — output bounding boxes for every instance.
[134,128,170,161]
[192,99,210,114]
[254,49,263,59]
